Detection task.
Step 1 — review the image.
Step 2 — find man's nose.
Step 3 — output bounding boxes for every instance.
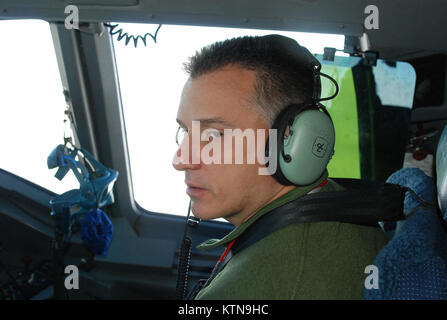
[172,135,201,171]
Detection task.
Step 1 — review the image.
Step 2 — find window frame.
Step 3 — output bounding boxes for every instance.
[49,21,232,238]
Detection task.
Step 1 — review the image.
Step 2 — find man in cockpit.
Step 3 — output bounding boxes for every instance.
[172,34,388,299]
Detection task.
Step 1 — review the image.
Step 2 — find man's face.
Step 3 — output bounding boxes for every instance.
[173,65,287,226]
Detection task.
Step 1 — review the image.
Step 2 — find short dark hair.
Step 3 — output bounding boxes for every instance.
[183,34,315,126]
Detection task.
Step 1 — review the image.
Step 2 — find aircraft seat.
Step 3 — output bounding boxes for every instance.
[362,130,447,299]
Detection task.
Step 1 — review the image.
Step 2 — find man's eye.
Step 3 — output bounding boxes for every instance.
[203,129,222,142]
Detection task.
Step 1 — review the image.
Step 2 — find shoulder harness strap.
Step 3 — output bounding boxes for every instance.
[232,178,406,256]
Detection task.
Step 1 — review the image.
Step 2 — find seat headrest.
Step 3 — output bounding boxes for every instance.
[436,125,447,220]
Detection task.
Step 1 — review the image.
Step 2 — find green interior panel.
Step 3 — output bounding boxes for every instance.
[319,63,361,179]
[316,55,415,181]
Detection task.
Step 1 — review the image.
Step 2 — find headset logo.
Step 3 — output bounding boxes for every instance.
[312,137,328,158]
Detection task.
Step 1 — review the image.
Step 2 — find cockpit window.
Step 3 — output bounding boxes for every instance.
[0,19,79,194]
[112,23,346,215]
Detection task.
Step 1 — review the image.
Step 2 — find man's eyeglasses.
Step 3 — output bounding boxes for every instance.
[176,126,188,146]
[175,125,222,146]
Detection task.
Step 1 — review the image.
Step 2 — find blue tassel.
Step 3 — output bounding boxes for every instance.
[80,209,113,256]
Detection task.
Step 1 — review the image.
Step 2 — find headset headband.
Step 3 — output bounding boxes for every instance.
[259,34,339,104]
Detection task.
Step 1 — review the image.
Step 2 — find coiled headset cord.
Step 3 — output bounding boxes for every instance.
[103,23,162,48]
[175,201,196,300]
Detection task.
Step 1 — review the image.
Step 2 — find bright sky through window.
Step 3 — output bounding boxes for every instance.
[0,19,79,194]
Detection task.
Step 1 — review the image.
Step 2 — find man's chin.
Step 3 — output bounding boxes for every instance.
[190,201,223,221]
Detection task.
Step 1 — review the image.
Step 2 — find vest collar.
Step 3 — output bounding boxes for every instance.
[196,170,329,250]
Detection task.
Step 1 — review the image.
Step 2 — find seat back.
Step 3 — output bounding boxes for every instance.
[437,125,447,221]
[362,166,447,300]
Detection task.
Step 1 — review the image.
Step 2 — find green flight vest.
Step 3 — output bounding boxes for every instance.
[195,172,388,299]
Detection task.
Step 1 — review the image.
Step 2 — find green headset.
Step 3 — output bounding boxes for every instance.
[264,35,339,186]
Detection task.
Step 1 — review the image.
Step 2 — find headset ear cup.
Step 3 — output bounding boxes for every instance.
[280,108,335,185]
[264,137,295,186]
[269,104,305,186]
[264,126,293,185]
[269,103,335,186]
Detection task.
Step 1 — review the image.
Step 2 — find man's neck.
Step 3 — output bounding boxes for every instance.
[228,185,296,227]
[226,177,329,227]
